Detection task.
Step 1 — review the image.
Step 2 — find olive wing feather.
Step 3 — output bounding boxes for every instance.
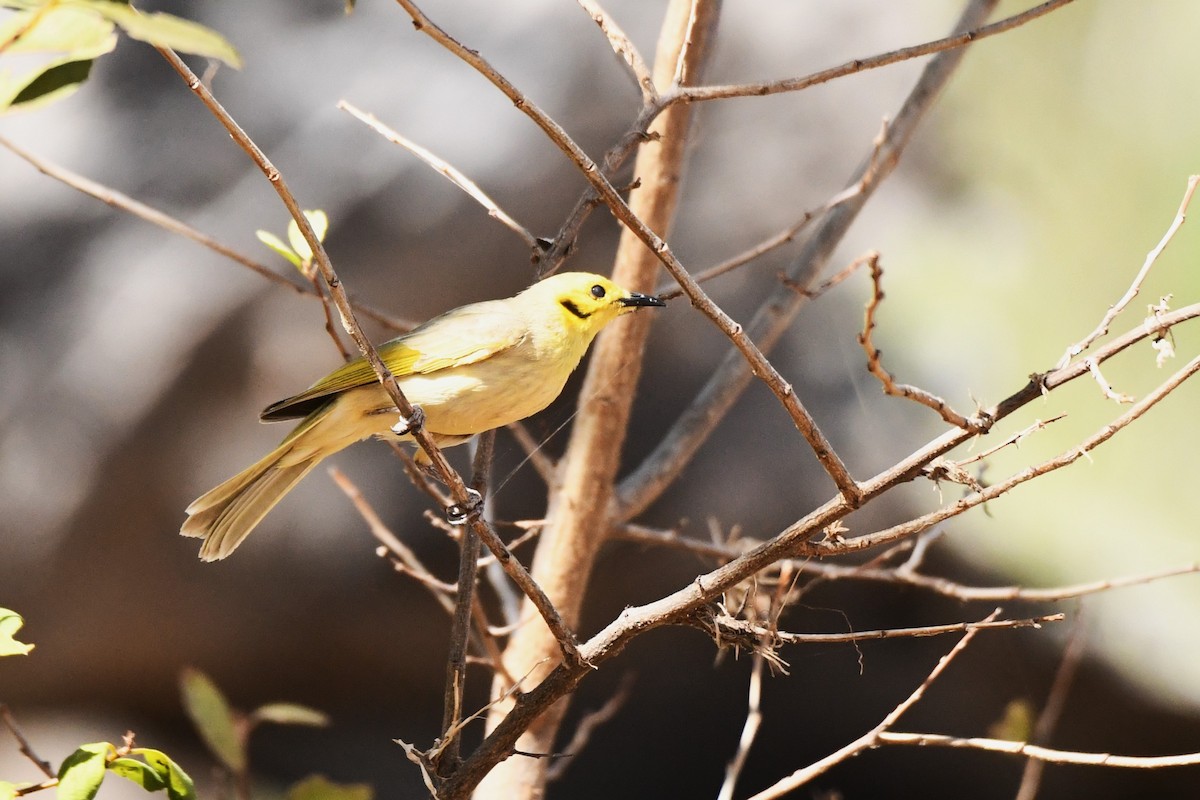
[260,301,529,421]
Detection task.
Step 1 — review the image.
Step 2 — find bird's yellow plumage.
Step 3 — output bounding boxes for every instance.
[181,272,665,561]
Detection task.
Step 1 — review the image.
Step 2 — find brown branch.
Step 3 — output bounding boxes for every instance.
[575,0,657,104]
[705,612,1063,648]
[667,0,1075,106]
[543,673,636,783]
[876,731,1200,769]
[0,135,411,333]
[859,253,981,430]
[718,652,765,800]
[330,466,457,605]
[438,431,494,776]
[820,562,1200,604]
[475,2,719,796]
[616,0,1000,518]
[1057,174,1200,368]
[808,352,1200,557]
[1086,357,1134,403]
[1,704,55,779]
[157,46,583,666]
[337,100,542,254]
[1016,614,1088,800]
[612,523,1200,604]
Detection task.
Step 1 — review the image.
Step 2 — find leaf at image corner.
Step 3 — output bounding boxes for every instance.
[0,608,34,656]
[179,668,246,773]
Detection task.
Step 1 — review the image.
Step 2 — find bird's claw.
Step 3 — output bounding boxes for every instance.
[446,488,484,526]
[391,405,426,436]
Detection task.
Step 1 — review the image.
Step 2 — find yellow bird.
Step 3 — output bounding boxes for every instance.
[182,271,665,561]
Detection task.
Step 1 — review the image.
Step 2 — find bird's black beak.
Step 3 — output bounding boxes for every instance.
[620,291,667,308]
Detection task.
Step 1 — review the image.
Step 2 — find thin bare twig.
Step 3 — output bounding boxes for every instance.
[338,100,541,253]
[1,704,55,779]
[1016,614,1088,800]
[1085,357,1134,403]
[809,353,1200,557]
[718,652,765,800]
[951,415,1066,468]
[544,673,636,782]
[877,731,1200,769]
[575,0,657,104]
[0,135,411,332]
[666,0,1075,106]
[1057,174,1200,368]
[705,612,1062,648]
[438,431,494,775]
[329,466,457,605]
[859,253,980,430]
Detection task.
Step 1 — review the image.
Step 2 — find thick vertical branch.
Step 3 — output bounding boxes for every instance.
[474,3,720,798]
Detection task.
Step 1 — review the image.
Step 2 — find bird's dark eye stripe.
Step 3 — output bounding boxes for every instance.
[561,299,591,319]
[590,284,606,298]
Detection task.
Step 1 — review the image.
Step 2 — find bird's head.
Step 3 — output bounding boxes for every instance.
[524,272,666,336]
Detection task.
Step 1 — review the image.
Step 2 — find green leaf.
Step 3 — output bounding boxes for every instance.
[8,57,93,107]
[0,781,20,800]
[129,748,197,800]
[0,608,34,656]
[108,757,167,792]
[988,698,1035,742]
[256,229,303,269]
[57,743,113,800]
[250,702,330,728]
[179,668,245,772]
[83,1,242,68]
[0,5,116,54]
[286,209,329,264]
[0,5,116,113]
[286,774,373,800]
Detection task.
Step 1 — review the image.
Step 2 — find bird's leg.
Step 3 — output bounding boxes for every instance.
[445,488,484,526]
[390,404,426,436]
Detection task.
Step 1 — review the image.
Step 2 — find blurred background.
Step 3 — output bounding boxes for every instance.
[3,0,1200,797]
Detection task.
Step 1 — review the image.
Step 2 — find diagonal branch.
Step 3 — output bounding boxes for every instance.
[668,0,1075,106]
[617,0,1003,518]
[337,100,542,253]
[1056,174,1199,368]
[0,134,411,332]
[745,610,1001,799]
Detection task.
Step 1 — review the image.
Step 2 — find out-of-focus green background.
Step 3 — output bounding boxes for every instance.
[3,1,1199,797]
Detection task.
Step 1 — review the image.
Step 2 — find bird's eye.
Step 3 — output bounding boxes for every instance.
[590,284,606,298]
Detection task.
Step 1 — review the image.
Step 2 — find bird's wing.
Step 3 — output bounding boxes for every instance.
[260,301,528,421]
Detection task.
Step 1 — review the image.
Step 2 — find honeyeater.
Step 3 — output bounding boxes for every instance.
[181,271,666,561]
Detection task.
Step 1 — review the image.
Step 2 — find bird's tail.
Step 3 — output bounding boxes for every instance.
[181,412,331,561]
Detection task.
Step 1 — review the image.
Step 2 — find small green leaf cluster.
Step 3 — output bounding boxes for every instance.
[256,210,330,278]
[0,0,240,113]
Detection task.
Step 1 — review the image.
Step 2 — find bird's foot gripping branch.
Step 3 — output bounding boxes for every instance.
[391,404,426,437]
